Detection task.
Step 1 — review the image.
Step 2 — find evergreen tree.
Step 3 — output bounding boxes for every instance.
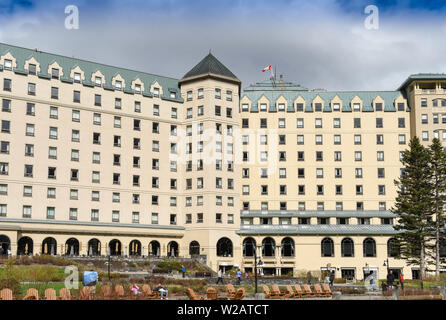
[391,136,433,280]
[427,138,446,279]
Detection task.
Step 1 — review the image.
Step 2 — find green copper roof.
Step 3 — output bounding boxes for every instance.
[181,52,239,82]
[237,224,398,235]
[0,43,184,103]
[242,79,406,112]
[398,73,446,91]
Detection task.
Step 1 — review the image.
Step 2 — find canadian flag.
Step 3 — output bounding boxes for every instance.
[262,65,272,72]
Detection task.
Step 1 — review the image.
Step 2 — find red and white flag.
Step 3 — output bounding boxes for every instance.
[262,65,272,72]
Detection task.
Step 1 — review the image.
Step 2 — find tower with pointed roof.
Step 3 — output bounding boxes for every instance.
[177,53,241,271]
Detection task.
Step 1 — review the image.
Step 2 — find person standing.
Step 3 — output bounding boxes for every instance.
[237,269,242,285]
[399,273,404,290]
[181,265,186,278]
[329,270,335,287]
[7,248,11,258]
[386,271,394,290]
[216,269,224,284]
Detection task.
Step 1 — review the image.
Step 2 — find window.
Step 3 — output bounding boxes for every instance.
[48,147,57,159]
[170,214,177,225]
[112,211,119,222]
[91,191,100,201]
[0,184,7,195]
[73,90,80,103]
[278,118,286,128]
[70,189,78,200]
[115,98,122,110]
[354,135,361,145]
[376,118,383,128]
[23,206,32,218]
[297,118,304,128]
[71,149,79,161]
[315,118,322,128]
[0,141,9,154]
[226,90,232,101]
[376,134,384,145]
[153,104,160,116]
[92,171,100,183]
[398,118,405,128]
[375,103,383,111]
[421,98,427,107]
[355,168,363,178]
[132,212,139,223]
[71,130,80,142]
[134,101,141,113]
[46,207,55,219]
[95,76,102,86]
[28,64,36,75]
[24,165,33,177]
[151,213,158,224]
[51,68,59,79]
[353,103,360,112]
[94,94,101,106]
[399,134,406,145]
[49,127,58,139]
[215,88,221,99]
[26,103,35,116]
[0,163,8,175]
[49,106,58,119]
[354,118,361,128]
[355,151,362,161]
[71,169,79,181]
[51,87,58,99]
[421,114,428,124]
[69,208,78,220]
[74,72,81,83]
[72,110,80,122]
[198,88,204,99]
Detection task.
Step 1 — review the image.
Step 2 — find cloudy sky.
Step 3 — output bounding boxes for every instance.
[1,0,446,91]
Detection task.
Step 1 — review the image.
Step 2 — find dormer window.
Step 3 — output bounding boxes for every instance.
[95,77,102,86]
[170,91,176,99]
[74,73,81,83]
[135,84,141,93]
[333,103,340,111]
[353,103,360,112]
[51,68,59,79]
[242,104,249,111]
[4,60,12,70]
[198,88,204,99]
[115,80,122,89]
[28,64,36,75]
[153,87,160,97]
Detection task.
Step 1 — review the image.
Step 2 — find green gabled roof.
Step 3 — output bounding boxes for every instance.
[180,52,239,83]
[0,42,184,103]
[241,79,407,112]
[398,73,446,91]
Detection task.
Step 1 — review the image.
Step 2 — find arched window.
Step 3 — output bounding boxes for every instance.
[262,237,275,257]
[387,238,400,257]
[109,239,122,256]
[17,237,33,255]
[341,238,354,257]
[42,237,57,255]
[65,238,79,256]
[88,238,101,256]
[321,238,334,257]
[216,237,233,257]
[0,235,10,254]
[281,237,294,257]
[243,238,256,257]
[363,238,376,257]
[129,240,141,256]
[189,241,200,256]
[167,241,179,257]
[149,241,160,256]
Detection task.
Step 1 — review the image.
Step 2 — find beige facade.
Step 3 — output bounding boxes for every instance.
[0,43,444,280]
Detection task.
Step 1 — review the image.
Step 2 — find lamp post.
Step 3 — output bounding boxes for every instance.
[383,258,389,273]
[253,243,263,294]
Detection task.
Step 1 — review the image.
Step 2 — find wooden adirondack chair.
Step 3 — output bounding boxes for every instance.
[0,288,13,300]
[142,284,159,299]
[114,285,124,298]
[271,284,288,297]
[206,287,218,300]
[303,284,315,297]
[313,284,326,297]
[231,288,246,300]
[80,286,91,300]
[101,285,111,298]
[59,288,71,300]
[44,288,57,300]
[24,288,39,300]
[322,284,332,297]
[226,284,236,299]
[293,284,304,298]
[186,288,204,300]
[285,285,296,298]
[262,285,279,299]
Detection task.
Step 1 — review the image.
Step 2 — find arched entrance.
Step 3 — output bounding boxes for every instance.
[17,237,33,255]
[281,237,294,257]
[262,237,275,257]
[167,241,179,257]
[42,237,57,255]
[65,238,79,256]
[189,241,200,256]
[149,241,160,256]
[216,237,233,257]
[109,239,122,256]
[88,238,101,256]
[129,240,141,256]
[0,235,10,255]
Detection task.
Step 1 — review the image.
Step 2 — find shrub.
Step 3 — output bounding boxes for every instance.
[157,260,182,271]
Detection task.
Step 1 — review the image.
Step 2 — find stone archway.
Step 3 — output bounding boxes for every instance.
[17,236,33,255]
[42,237,57,255]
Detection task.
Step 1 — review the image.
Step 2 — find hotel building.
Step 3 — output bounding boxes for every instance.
[0,43,444,280]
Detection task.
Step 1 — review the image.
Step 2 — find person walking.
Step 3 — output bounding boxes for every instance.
[399,273,404,291]
[181,265,186,278]
[216,269,224,284]
[329,270,335,287]
[237,269,242,285]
